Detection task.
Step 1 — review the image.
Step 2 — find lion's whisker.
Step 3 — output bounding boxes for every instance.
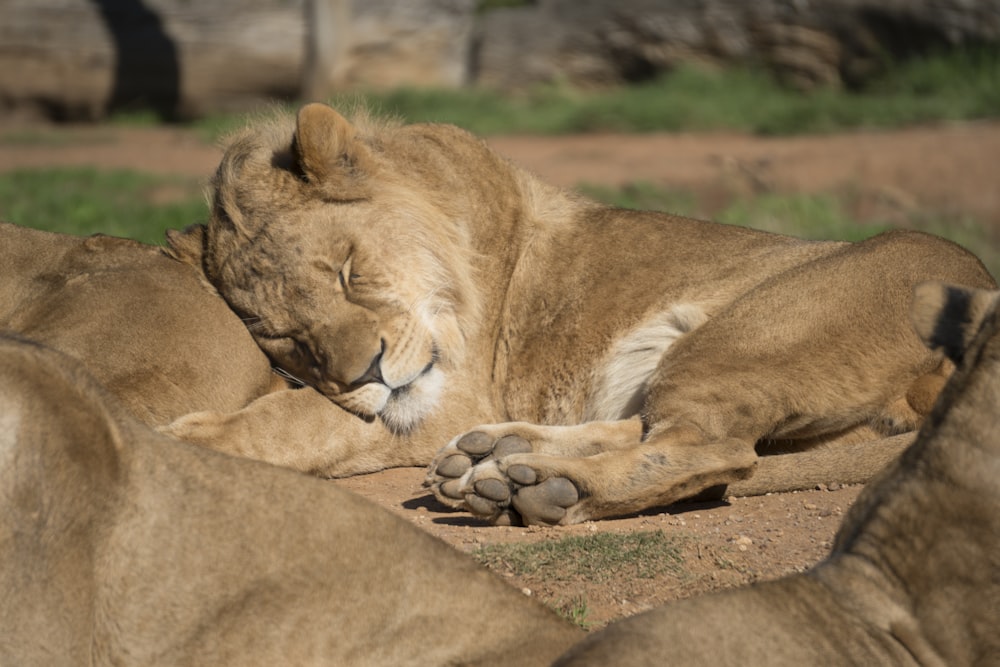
[273,366,306,387]
[243,317,264,332]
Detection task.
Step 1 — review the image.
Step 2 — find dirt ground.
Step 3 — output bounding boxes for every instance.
[3,119,999,628]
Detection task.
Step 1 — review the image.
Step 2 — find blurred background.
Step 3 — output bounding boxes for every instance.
[1,0,998,272]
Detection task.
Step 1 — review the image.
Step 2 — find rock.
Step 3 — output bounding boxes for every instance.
[0,0,475,120]
[0,0,306,120]
[473,0,1000,91]
[339,0,474,89]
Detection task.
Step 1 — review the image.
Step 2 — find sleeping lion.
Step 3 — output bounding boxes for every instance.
[162,102,996,525]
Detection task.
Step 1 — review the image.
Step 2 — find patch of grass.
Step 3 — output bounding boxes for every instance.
[474,530,684,583]
[553,595,592,630]
[0,167,206,244]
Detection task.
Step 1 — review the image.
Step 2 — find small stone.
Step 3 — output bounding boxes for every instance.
[521,588,532,597]
[803,502,818,510]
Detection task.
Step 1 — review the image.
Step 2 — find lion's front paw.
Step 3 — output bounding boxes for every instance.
[425,430,580,526]
[425,430,532,510]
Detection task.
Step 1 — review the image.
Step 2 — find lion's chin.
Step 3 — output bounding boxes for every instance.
[380,366,445,433]
[329,366,444,433]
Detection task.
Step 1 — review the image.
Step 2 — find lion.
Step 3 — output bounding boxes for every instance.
[162,102,996,526]
[0,221,281,425]
[553,281,1000,665]
[0,332,583,666]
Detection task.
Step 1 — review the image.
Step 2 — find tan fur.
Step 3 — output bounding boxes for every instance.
[168,102,996,525]
[0,334,582,665]
[553,281,1000,665]
[0,221,280,425]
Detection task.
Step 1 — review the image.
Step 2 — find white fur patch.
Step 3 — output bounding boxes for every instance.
[585,304,708,421]
[380,366,445,433]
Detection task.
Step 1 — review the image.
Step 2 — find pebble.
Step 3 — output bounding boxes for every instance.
[521,588,532,597]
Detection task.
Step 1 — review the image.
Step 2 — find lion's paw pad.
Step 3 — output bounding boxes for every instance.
[455,431,495,455]
[511,477,579,525]
[437,478,466,500]
[474,478,511,502]
[491,435,532,458]
[435,454,472,478]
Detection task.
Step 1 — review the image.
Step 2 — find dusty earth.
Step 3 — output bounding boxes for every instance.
[2,119,998,628]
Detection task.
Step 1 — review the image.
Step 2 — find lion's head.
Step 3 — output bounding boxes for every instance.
[195,104,486,431]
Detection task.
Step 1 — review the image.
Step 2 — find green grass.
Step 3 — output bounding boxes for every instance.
[0,167,206,244]
[474,530,684,583]
[553,595,592,630]
[313,47,1000,137]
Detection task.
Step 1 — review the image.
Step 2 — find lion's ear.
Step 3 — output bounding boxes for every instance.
[911,281,1000,363]
[164,223,207,268]
[293,103,373,201]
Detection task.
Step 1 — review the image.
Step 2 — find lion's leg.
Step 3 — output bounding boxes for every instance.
[431,238,961,525]
[429,422,758,525]
[160,388,421,476]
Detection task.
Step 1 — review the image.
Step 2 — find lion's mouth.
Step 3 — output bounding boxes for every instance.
[310,351,442,431]
[379,359,444,432]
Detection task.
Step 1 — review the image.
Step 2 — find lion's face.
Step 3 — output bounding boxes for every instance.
[202,105,477,432]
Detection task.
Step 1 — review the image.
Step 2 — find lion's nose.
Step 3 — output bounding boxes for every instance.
[349,339,385,387]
